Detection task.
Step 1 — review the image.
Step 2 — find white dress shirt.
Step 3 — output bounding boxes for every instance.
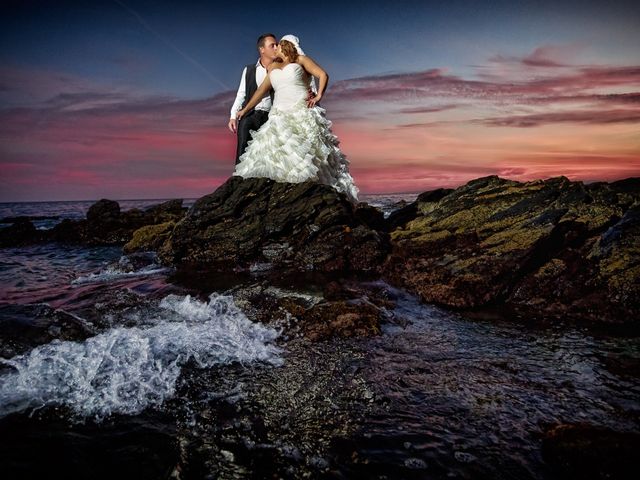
[230,59,272,120]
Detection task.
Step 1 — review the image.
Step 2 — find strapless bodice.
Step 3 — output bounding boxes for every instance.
[269,63,310,110]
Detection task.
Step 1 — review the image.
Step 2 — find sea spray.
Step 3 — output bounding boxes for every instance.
[71,254,171,284]
[0,292,282,422]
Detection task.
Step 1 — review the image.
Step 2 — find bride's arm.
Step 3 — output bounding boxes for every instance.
[236,74,273,120]
[297,55,328,107]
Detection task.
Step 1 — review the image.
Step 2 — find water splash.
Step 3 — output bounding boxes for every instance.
[0,293,282,422]
[71,255,171,284]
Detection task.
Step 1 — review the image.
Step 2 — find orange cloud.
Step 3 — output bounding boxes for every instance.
[1,46,639,200]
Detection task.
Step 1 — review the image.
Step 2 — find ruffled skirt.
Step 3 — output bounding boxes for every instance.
[234,100,359,204]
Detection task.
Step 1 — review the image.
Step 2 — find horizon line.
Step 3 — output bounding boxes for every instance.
[1,174,637,204]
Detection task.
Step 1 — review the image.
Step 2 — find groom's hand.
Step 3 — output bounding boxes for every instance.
[228,118,237,134]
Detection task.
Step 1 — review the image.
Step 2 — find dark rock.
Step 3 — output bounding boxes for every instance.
[383,175,640,324]
[1,197,187,248]
[228,281,321,334]
[386,188,453,231]
[158,176,389,273]
[609,177,640,195]
[416,187,456,204]
[541,423,640,479]
[84,200,138,244]
[228,278,392,341]
[0,218,41,247]
[49,218,88,243]
[322,279,397,310]
[144,199,187,222]
[86,198,120,224]
[0,303,96,358]
[301,299,382,341]
[354,202,387,231]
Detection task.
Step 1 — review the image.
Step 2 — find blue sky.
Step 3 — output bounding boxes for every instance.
[3,0,639,100]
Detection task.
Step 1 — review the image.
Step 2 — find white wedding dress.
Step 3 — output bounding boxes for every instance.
[233,62,359,204]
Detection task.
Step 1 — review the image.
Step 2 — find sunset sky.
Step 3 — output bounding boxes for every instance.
[1,0,639,201]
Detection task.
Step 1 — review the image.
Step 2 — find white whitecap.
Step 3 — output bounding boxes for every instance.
[0,293,282,422]
[72,256,171,284]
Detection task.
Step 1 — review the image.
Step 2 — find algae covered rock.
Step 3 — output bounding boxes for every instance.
[123,221,176,254]
[383,175,640,324]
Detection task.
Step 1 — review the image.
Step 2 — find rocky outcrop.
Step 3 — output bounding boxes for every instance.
[158,176,389,273]
[123,221,176,254]
[383,175,640,324]
[0,199,187,247]
[4,173,638,327]
[386,188,453,231]
[0,218,43,247]
[228,277,397,341]
[0,303,97,359]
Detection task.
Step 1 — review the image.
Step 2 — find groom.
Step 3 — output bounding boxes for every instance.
[228,33,278,165]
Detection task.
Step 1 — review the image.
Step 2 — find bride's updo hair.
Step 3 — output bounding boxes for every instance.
[279,39,299,62]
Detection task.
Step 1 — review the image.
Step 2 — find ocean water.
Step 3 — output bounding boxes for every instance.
[0,194,415,422]
[0,194,638,479]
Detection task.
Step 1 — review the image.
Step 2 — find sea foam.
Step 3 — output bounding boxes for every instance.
[71,255,170,284]
[0,293,282,422]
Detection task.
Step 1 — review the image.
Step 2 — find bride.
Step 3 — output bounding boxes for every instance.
[233,35,360,204]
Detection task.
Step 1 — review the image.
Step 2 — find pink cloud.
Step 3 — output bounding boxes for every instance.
[478,108,640,127]
[2,51,640,200]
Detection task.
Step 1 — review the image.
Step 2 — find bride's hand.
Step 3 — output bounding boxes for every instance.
[236,109,246,121]
[307,94,322,108]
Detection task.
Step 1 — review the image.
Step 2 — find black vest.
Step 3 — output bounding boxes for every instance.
[241,63,275,111]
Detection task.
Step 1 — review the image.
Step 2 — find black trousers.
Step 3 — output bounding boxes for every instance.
[235,109,269,165]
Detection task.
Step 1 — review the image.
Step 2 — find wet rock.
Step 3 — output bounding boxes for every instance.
[13,198,189,247]
[228,281,321,334]
[322,279,397,311]
[170,337,375,479]
[541,423,640,479]
[82,199,144,244]
[354,202,387,231]
[86,198,121,224]
[227,277,395,341]
[48,218,88,243]
[143,198,187,223]
[0,304,96,358]
[301,300,383,341]
[386,187,453,231]
[123,221,176,254]
[76,211,151,245]
[0,218,42,247]
[383,175,640,324]
[158,176,389,273]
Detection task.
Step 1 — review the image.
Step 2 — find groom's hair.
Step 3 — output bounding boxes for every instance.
[257,33,276,50]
